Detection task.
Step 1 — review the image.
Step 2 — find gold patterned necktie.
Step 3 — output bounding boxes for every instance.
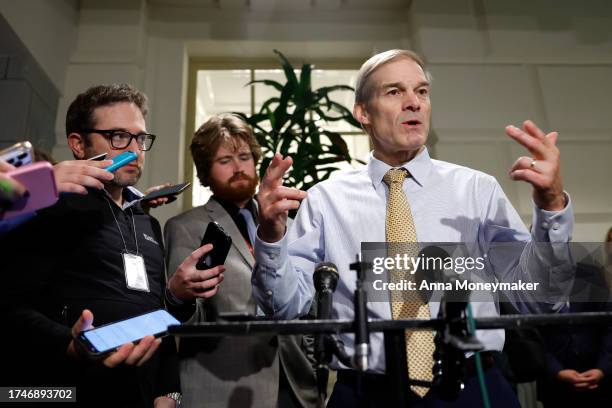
[383,168,434,398]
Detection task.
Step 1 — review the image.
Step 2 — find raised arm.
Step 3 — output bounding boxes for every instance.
[256,153,306,242]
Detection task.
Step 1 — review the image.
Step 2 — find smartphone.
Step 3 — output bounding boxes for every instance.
[88,152,108,161]
[3,162,58,219]
[105,151,137,172]
[196,221,232,270]
[77,309,180,356]
[141,182,191,202]
[0,141,34,168]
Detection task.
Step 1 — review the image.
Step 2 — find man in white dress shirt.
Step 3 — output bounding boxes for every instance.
[251,49,573,407]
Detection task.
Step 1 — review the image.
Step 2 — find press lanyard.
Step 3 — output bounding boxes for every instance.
[104,196,149,292]
[104,196,139,255]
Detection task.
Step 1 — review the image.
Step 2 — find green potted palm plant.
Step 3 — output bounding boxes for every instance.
[235,50,364,191]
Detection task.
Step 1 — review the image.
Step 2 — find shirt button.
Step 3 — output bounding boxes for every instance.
[552,222,560,231]
[541,222,549,229]
[268,253,277,260]
[266,290,273,297]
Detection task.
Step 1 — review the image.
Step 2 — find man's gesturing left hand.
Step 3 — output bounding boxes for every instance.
[506,120,566,211]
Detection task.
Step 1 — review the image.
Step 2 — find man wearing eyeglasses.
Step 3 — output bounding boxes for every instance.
[1,84,222,407]
[66,98,155,206]
[73,127,154,190]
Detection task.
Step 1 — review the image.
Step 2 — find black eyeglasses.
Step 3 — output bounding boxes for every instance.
[82,129,156,151]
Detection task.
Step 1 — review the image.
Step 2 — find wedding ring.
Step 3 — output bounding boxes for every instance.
[529,159,536,169]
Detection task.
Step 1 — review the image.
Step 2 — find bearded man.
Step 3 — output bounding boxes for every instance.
[164,114,317,408]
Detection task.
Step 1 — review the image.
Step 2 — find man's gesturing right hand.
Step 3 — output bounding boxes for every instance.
[256,154,307,243]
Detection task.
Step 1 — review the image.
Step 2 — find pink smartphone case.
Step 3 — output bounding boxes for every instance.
[3,162,58,219]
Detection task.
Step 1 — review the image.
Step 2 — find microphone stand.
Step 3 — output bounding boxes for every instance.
[314,257,484,404]
[432,281,484,400]
[350,257,370,371]
[313,263,339,407]
[313,258,371,406]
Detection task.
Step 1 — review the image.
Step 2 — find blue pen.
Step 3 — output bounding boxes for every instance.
[105,151,138,172]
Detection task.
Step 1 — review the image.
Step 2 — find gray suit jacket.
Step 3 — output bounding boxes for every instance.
[165,197,316,408]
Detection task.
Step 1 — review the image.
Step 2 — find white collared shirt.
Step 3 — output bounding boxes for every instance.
[253,147,574,372]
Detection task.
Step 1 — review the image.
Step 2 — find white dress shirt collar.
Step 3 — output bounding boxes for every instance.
[367,146,434,189]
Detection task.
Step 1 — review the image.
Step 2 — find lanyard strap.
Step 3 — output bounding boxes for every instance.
[104,197,139,255]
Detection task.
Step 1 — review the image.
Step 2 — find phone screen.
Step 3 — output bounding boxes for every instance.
[81,310,179,353]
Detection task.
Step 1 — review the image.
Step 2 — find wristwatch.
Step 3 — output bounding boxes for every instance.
[165,392,182,407]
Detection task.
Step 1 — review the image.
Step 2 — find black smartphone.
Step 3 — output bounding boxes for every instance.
[77,309,180,357]
[141,182,191,202]
[196,221,232,270]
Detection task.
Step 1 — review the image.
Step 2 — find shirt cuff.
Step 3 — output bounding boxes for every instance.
[546,353,564,376]
[165,287,184,306]
[254,229,289,270]
[252,230,290,315]
[531,191,574,242]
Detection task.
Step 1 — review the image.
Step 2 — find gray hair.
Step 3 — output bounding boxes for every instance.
[354,49,431,105]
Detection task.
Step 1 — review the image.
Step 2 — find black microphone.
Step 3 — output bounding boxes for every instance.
[414,245,449,302]
[313,262,339,320]
[313,262,339,405]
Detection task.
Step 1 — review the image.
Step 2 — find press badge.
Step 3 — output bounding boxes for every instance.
[123,252,150,292]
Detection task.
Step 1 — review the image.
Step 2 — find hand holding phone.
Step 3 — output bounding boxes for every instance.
[142,182,190,202]
[74,309,179,360]
[196,222,232,270]
[166,244,226,302]
[140,183,191,214]
[52,159,114,194]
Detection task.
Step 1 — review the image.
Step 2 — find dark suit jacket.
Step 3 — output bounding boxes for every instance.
[165,197,316,408]
[538,261,612,407]
[543,260,612,376]
[1,189,179,407]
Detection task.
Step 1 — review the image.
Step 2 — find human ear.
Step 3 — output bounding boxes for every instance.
[67,133,87,159]
[353,103,371,126]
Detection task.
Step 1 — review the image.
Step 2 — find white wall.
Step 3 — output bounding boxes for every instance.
[5,0,612,240]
